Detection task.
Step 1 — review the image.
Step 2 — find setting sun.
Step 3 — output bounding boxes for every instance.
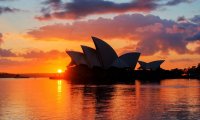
[57,69,63,73]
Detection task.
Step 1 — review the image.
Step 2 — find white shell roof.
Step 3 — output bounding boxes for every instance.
[66,51,88,65]
[92,37,118,69]
[81,45,102,68]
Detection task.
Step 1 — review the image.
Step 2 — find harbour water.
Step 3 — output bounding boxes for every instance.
[0,78,199,120]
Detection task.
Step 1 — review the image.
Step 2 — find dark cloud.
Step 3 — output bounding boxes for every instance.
[186,32,200,41]
[28,14,200,55]
[0,0,21,15]
[0,48,16,57]
[42,0,62,10]
[43,0,61,4]
[177,16,189,23]
[190,15,200,24]
[36,0,196,20]
[36,0,158,20]
[165,0,194,6]
[0,6,20,14]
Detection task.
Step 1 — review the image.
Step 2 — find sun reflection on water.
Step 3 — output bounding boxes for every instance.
[57,80,62,93]
[57,80,63,104]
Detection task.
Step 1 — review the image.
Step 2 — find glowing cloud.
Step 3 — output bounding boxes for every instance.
[28,14,200,55]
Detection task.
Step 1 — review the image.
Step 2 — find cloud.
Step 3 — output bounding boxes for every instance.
[0,48,16,57]
[0,58,23,66]
[177,15,200,24]
[29,14,166,41]
[117,44,137,55]
[42,0,62,7]
[169,58,197,62]
[41,0,62,11]
[177,16,190,23]
[0,58,46,73]
[165,0,194,6]
[186,32,200,41]
[36,0,196,20]
[194,46,200,53]
[0,6,20,14]
[0,0,21,15]
[43,0,61,4]
[36,0,157,20]
[28,13,200,55]
[190,15,200,24]
[0,33,3,44]
[20,50,66,59]
[0,49,68,73]
[0,48,66,59]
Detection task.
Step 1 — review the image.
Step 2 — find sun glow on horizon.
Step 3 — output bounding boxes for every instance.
[57,69,63,73]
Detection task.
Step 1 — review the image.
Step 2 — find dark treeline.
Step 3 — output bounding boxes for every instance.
[0,73,29,78]
[171,63,200,79]
[135,63,200,80]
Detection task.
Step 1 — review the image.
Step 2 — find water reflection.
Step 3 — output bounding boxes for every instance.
[57,80,62,93]
[0,78,199,120]
[159,79,200,120]
[57,80,62,103]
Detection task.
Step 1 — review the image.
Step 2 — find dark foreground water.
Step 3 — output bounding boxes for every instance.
[0,78,199,120]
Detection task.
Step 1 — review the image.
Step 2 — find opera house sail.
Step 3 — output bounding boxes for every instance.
[66,51,87,66]
[138,60,165,71]
[92,37,118,69]
[119,53,141,69]
[81,45,101,68]
[66,36,141,70]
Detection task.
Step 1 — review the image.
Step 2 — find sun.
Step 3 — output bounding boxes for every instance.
[57,69,63,73]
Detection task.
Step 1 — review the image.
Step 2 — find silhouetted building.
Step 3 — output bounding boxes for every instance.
[66,51,87,65]
[138,60,165,71]
[66,37,140,70]
[81,45,102,68]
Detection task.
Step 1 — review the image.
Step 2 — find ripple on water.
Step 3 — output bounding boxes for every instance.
[0,78,199,120]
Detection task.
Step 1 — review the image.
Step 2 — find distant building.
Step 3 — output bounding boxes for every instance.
[66,36,140,70]
[138,60,165,71]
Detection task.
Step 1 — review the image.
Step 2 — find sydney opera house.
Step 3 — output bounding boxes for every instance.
[66,37,141,70]
[65,37,166,82]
